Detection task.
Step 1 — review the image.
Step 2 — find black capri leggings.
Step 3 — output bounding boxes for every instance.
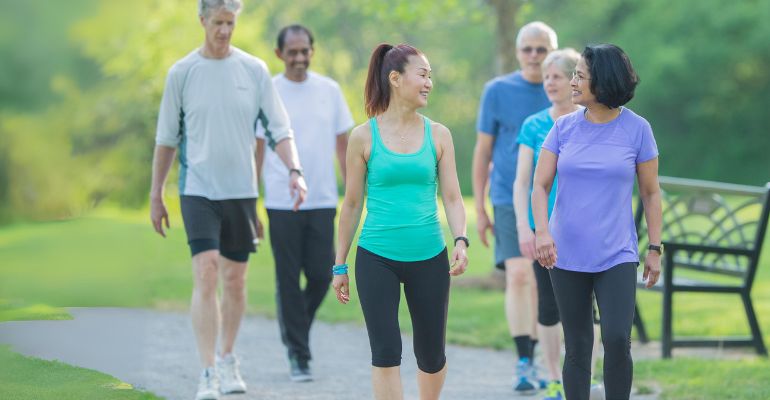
[549,262,638,400]
[355,246,450,374]
[534,261,601,326]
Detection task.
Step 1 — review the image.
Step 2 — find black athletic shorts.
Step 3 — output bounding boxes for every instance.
[179,195,258,260]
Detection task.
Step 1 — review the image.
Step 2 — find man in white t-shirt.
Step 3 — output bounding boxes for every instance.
[256,24,353,383]
[150,2,307,399]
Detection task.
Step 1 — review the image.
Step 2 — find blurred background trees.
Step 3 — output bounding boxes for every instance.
[0,0,768,223]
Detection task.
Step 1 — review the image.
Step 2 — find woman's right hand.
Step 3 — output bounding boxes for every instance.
[517,226,536,260]
[332,274,350,304]
[535,230,557,269]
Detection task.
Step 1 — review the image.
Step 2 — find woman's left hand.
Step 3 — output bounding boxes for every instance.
[449,245,468,276]
[643,252,662,288]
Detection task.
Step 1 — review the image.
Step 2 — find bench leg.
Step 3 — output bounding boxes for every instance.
[662,288,673,358]
[662,252,674,358]
[741,291,768,356]
[633,301,649,343]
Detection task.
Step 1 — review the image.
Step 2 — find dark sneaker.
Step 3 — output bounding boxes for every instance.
[289,355,313,382]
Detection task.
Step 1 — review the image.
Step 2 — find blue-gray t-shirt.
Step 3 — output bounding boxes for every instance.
[476,71,550,206]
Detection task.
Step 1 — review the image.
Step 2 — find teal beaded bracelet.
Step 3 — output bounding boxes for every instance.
[332,263,349,275]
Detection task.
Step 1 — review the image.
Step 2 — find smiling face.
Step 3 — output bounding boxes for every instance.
[276,30,313,81]
[516,33,553,83]
[543,63,572,105]
[392,54,433,109]
[200,8,236,53]
[571,57,596,107]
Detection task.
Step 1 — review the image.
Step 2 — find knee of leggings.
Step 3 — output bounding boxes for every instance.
[538,304,560,326]
[564,334,594,356]
[537,296,561,326]
[371,344,401,368]
[602,331,631,355]
[416,354,446,374]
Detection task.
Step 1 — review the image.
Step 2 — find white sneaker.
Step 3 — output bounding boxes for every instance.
[195,367,219,400]
[217,353,247,394]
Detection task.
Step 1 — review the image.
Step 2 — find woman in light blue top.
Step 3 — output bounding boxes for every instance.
[332,43,468,400]
[513,48,581,400]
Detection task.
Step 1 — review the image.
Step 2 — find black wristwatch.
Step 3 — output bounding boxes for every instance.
[289,168,304,177]
[648,243,664,255]
[454,236,470,248]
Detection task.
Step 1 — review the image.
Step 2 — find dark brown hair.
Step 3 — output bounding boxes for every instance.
[364,43,423,117]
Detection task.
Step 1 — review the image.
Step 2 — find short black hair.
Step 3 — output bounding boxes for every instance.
[276,24,314,51]
[583,44,639,109]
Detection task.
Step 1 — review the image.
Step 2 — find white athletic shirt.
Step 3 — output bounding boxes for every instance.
[257,72,354,210]
[155,47,292,200]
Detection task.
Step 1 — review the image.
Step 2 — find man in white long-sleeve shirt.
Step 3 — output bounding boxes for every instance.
[149,1,306,399]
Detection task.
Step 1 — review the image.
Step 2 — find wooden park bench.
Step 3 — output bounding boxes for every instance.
[632,176,770,358]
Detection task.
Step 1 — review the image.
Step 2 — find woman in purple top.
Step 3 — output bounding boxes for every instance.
[532,44,663,400]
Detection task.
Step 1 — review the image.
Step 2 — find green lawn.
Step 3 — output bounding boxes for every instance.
[1,201,769,399]
[0,345,162,400]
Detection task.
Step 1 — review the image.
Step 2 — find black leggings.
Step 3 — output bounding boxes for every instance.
[355,246,450,374]
[534,261,601,326]
[549,262,638,400]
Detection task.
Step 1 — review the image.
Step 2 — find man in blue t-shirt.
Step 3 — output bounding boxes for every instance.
[471,21,557,395]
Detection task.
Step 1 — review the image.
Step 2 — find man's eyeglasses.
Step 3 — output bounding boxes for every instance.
[571,71,591,84]
[519,46,549,55]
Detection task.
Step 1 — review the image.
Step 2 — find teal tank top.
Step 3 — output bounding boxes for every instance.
[358,116,446,261]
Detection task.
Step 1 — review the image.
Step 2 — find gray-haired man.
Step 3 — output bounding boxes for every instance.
[150,1,306,399]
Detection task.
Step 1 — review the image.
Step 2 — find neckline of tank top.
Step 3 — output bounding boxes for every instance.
[371,116,430,157]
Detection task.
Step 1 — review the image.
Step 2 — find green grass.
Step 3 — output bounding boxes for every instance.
[1,200,770,399]
[635,358,770,399]
[0,299,71,322]
[0,345,162,400]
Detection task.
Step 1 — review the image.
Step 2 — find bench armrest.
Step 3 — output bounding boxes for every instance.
[663,242,754,257]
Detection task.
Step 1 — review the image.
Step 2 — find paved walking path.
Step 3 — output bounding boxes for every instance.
[0,308,670,400]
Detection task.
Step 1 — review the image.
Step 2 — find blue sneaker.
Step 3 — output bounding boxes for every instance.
[542,380,565,400]
[513,358,538,395]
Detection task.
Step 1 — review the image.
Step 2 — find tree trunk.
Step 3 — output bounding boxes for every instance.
[486,0,521,75]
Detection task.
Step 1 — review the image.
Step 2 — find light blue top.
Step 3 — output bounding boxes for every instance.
[476,71,550,206]
[517,108,557,230]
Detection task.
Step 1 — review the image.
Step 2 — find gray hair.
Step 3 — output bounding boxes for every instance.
[516,21,558,50]
[542,48,580,76]
[198,0,242,18]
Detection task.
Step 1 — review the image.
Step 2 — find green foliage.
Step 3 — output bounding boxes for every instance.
[0,0,768,220]
[530,0,770,184]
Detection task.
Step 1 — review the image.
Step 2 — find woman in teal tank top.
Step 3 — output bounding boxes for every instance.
[331,43,468,400]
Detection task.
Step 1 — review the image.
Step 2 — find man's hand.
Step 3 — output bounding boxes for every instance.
[476,209,495,248]
[150,197,170,237]
[289,173,307,211]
